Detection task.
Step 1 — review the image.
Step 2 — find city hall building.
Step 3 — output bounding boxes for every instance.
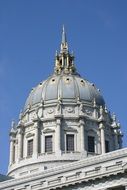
[0,27,127,190]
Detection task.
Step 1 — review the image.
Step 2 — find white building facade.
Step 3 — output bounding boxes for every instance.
[0,27,126,190]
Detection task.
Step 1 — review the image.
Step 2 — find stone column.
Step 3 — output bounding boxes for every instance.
[99,122,106,154]
[15,140,18,163]
[33,122,39,158]
[93,98,98,119]
[41,131,45,154]
[62,55,64,67]
[9,138,14,165]
[114,130,119,150]
[55,119,61,155]
[80,119,85,152]
[118,134,123,149]
[17,128,23,161]
[67,55,69,67]
[97,130,101,154]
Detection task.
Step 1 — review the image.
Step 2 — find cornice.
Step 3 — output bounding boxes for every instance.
[1,148,127,189]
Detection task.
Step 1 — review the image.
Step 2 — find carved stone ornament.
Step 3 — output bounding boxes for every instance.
[29,111,37,120]
[47,108,54,114]
[66,107,74,113]
[43,128,55,133]
[37,108,43,118]
[26,133,35,138]
[84,109,92,116]
[80,103,84,112]
[64,126,77,132]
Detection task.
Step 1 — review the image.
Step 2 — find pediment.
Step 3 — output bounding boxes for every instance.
[64,127,77,132]
[26,133,35,138]
[43,128,55,133]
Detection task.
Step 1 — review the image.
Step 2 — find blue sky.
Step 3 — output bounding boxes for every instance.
[0,0,127,174]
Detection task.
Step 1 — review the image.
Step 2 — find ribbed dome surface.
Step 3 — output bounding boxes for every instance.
[24,74,105,111]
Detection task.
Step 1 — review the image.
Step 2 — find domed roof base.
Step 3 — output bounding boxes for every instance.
[8,152,89,178]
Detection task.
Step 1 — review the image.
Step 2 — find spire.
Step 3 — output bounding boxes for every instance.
[54,26,77,75]
[60,25,68,53]
[62,25,67,44]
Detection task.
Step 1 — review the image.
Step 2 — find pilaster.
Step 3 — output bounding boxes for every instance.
[55,118,61,155]
[33,121,39,158]
[114,130,119,150]
[17,127,23,161]
[80,118,86,156]
[99,122,106,154]
[118,134,123,149]
[41,130,45,154]
[93,98,98,119]
[9,138,14,165]
[15,139,18,163]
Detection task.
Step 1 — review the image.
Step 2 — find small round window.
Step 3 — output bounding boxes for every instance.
[80,79,85,85]
[51,78,55,83]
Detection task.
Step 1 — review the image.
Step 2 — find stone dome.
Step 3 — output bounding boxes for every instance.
[24,74,104,112]
[8,27,122,178]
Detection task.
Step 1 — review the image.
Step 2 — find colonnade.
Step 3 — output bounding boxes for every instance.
[9,118,121,165]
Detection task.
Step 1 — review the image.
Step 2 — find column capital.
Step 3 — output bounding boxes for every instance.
[56,118,61,125]
[34,122,39,129]
[10,130,17,137]
[17,120,24,128]
[99,122,105,129]
[79,118,85,126]
[10,137,15,142]
[113,129,119,135]
[17,127,24,135]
